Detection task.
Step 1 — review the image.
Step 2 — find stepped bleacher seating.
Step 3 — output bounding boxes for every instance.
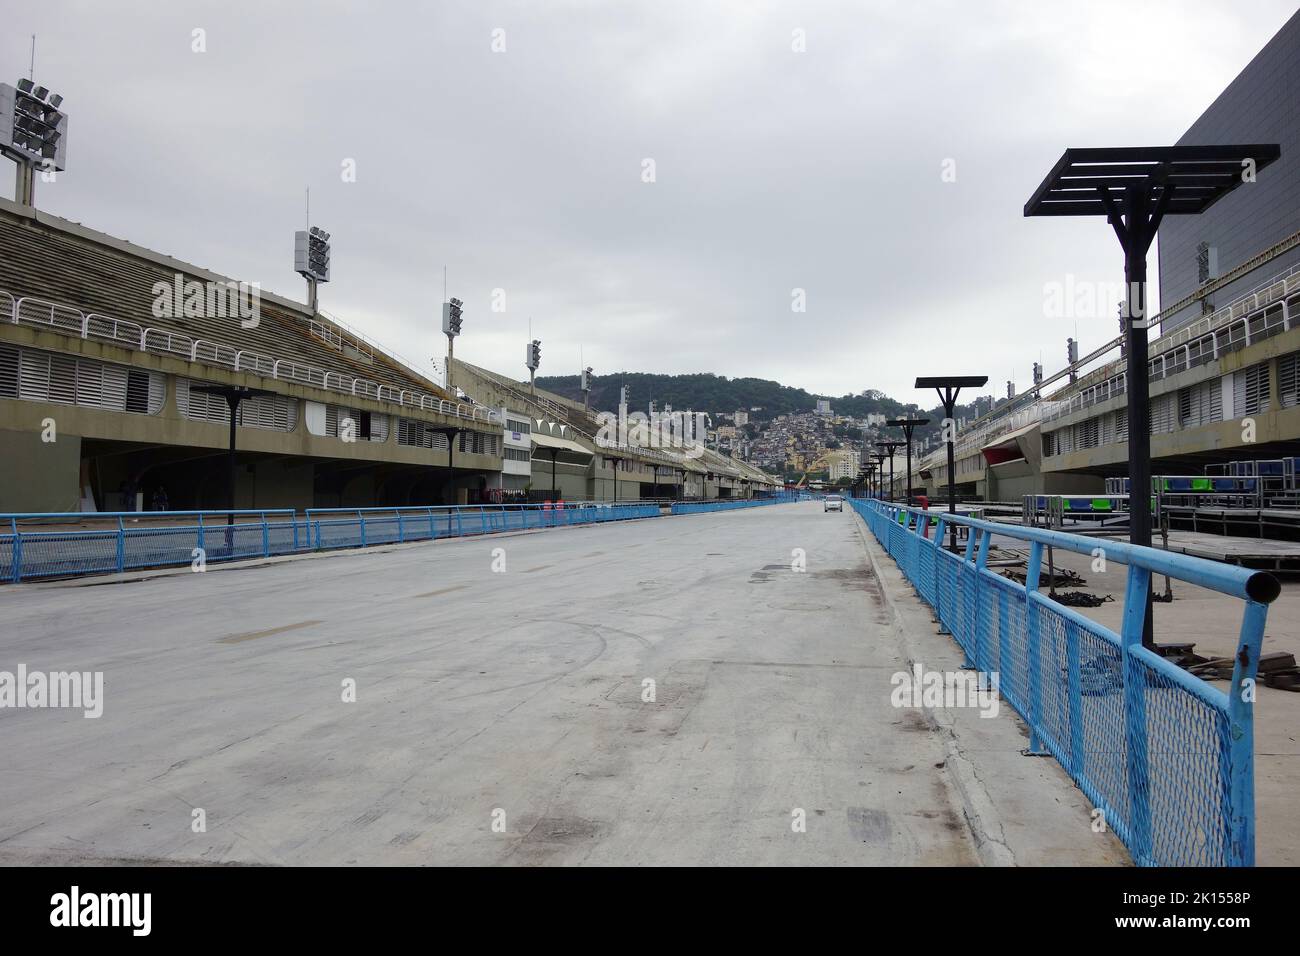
[0,206,495,424]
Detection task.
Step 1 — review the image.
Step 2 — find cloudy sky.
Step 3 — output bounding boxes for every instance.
[6,1,1297,402]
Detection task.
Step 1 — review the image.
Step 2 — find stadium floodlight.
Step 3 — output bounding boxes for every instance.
[580,365,594,409]
[440,296,464,388]
[886,418,930,506]
[524,338,542,391]
[294,225,331,312]
[442,297,463,338]
[2,77,69,206]
[916,375,987,549]
[1027,144,1280,648]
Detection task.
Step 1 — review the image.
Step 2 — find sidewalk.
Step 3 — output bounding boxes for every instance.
[1017,541,1300,867]
[851,511,1130,866]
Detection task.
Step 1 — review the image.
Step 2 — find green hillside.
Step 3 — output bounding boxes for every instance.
[535,371,997,435]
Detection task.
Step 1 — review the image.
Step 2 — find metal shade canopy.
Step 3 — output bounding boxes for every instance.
[1024,145,1281,218]
[915,376,988,390]
[1026,143,1279,650]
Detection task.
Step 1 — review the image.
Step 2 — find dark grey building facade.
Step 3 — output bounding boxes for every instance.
[1158,9,1300,333]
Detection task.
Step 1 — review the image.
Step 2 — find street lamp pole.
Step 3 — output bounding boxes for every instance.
[874,441,902,503]
[1026,145,1279,648]
[886,417,930,507]
[915,376,987,550]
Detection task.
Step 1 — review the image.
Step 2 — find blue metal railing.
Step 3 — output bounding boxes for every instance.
[850,497,1279,867]
[0,502,664,582]
[670,494,796,515]
[303,502,660,550]
[1,510,301,582]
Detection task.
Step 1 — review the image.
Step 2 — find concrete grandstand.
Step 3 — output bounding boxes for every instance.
[0,197,781,513]
[899,257,1300,509]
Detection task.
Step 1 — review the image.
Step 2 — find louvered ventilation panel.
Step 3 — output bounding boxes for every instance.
[1234,363,1271,417]
[0,343,17,399]
[1280,352,1299,408]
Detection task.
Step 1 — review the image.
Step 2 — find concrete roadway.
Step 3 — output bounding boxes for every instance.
[0,502,1103,865]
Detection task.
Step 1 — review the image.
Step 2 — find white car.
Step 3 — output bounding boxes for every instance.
[824,494,843,512]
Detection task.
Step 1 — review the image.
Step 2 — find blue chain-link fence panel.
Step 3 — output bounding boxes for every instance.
[847,496,1276,867]
[670,495,795,515]
[2,502,671,583]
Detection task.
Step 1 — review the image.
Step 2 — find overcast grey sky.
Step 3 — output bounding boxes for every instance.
[5,1,1297,401]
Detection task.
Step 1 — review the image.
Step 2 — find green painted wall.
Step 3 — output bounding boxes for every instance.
[0,427,82,512]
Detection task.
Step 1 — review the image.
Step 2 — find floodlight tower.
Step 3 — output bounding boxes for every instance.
[1,77,68,208]
[525,339,541,392]
[442,296,463,389]
[580,365,594,410]
[294,225,331,312]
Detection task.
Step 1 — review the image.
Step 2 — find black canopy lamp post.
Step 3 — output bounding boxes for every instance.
[189,385,278,540]
[871,453,889,501]
[915,376,988,550]
[874,441,902,503]
[431,426,467,505]
[1025,144,1279,648]
[607,453,620,502]
[886,418,930,506]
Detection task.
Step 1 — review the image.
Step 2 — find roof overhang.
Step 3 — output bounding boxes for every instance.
[531,431,593,462]
[980,420,1040,465]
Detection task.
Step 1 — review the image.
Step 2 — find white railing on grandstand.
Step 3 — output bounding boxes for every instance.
[5,291,500,425]
[308,317,374,360]
[958,267,1300,440]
